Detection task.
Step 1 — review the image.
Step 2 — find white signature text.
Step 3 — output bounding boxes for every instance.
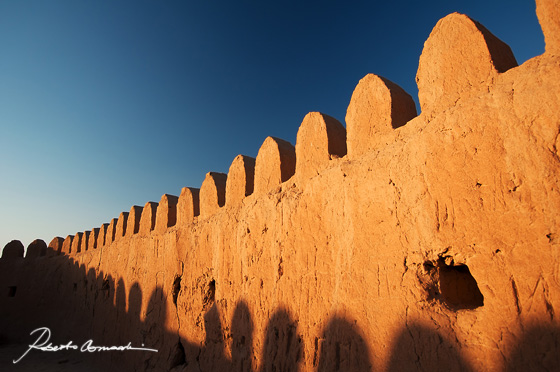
[14,327,158,364]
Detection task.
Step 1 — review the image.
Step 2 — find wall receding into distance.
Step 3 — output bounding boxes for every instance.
[1,1,559,371]
[0,0,545,252]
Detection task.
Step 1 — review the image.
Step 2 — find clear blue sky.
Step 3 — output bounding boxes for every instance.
[0,0,544,253]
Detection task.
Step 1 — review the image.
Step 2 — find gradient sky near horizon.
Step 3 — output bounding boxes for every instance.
[0,0,545,253]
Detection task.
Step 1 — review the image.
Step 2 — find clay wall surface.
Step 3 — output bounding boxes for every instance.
[1,1,559,371]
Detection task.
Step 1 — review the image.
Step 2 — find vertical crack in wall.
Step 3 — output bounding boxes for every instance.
[511,277,521,315]
[172,273,182,307]
[171,261,185,368]
[170,338,186,369]
[542,281,555,321]
[313,337,319,367]
[172,269,182,349]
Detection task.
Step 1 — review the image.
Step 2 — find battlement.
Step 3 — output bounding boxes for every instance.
[5,2,551,260]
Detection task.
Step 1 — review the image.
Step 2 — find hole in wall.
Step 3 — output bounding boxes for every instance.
[172,275,182,307]
[424,258,484,310]
[73,283,77,292]
[438,261,484,309]
[8,286,16,297]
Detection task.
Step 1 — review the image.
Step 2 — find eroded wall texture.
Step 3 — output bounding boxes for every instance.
[1,1,559,371]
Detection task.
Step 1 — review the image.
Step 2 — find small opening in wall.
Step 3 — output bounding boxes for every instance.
[73,283,78,292]
[172,275,182,307]
[423,258,484,310]
[437,258,484,310]
[8,286,16,297]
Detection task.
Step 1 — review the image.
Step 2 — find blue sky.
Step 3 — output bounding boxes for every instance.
[0,0,544,252]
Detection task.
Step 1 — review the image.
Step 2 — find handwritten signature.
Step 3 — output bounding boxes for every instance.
[14,327,158,364]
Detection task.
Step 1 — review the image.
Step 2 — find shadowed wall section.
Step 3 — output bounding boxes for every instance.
[316,317,373,372]
[385,323,473,372]
[1,240,24,259]
[24,239,47,258]
[231,300,254,372]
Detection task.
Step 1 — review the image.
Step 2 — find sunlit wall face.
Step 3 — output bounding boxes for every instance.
[0,0,544,253]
